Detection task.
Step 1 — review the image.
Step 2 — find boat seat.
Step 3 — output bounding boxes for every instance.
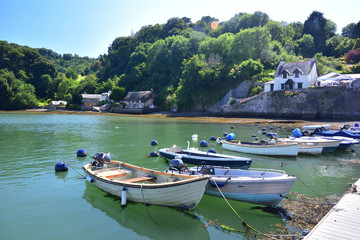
[122,176,153,183]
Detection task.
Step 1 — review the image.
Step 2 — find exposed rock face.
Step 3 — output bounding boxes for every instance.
[210,87,360,120]
[210,80,254,110]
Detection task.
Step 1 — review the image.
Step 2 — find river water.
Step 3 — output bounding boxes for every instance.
[1,113,359,240]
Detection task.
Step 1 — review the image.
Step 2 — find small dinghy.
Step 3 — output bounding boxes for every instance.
[82,155,209,210]
[159,142,252,169]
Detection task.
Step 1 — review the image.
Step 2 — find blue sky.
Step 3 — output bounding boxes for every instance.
[1,0,359,58]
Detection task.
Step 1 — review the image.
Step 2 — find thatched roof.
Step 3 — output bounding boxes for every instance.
[123,91,154,102]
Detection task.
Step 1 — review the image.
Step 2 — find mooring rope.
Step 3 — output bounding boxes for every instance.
[211,179,271,238]
[140,184,159,225]
[65,161,86,178]
[295,177,331,204]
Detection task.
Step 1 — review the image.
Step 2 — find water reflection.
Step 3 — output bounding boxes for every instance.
[82,182,210,240]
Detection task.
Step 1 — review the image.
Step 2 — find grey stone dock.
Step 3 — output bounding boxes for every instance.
[304,179,360,239]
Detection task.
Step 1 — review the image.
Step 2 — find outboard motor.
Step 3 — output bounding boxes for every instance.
[199,165,215,175]
[169,157,187,172]
[93,152,111,166]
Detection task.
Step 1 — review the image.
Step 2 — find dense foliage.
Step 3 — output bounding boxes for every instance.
[1,11,360,110]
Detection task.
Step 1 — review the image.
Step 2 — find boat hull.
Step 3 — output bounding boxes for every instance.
[221,141,299,157]
[83,161,209,209]
[189,167,296,206]
[159,148,252,169]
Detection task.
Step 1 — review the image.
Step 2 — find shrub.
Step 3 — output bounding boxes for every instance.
[228,97,236,105]
[345,48,360,64]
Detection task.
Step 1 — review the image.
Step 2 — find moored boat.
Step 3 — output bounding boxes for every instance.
[221,140,299,157]
[82,160,209,210]
[315,130,360,139]
[186,165,296,206]
[318,136,359,150]
[278,136,341,153]
[159,145,252,169]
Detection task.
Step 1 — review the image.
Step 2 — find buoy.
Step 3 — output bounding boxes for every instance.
[192,134,198,141]
[231,126,235,129]
[55,161,68,172]
[209,136,216,141]
[149,151,158,157]
[151,140,158,146]
[86,176,94,183]
[223,132,228,137]
[266,132,274,138]
[251,134,257,137]
[208,148,216,153]
[76,149,87,157]
[121,187,127,206]
[292,128,302,138]
[200,140,208,147]
[226,133,235,141]
[262,131,267,135]
[269,126,273,130]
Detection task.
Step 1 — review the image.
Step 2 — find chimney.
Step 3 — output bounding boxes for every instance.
[280,58,285,66]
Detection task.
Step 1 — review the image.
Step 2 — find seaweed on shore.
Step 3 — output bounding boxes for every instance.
[262,192,341,239]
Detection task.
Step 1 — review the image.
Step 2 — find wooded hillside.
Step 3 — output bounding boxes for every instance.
[1,11,360,110]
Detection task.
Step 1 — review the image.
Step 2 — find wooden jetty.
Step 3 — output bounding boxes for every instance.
[304,179,360,239]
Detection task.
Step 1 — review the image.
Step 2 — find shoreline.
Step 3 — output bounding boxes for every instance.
[1,109,356,129]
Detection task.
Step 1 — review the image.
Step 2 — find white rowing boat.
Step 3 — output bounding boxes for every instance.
[83,160,209,209]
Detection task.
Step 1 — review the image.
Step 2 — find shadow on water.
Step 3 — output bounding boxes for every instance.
[82,181,211,240]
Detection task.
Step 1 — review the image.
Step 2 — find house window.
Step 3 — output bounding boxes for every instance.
[295,72,299,78]
[298,83,303,89]
[282,73,287,78]
[281,84,285,90]
[270,84,274,91]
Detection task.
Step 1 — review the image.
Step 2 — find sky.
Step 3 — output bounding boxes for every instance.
[1,0,359,58]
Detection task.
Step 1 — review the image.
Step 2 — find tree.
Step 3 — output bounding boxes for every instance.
[342,21,360,39]
[325,36,355,57]
[229,59,264,83]
[10,83,38,109]
[109,86,125,102]
[0,69,14,108]
[303,11,328,53]
[295,34,315,58]
[231,27,272,63]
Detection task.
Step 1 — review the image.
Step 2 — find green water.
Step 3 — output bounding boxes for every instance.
[0,113,359,240]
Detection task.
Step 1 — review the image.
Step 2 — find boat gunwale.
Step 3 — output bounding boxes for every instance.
[83,161,209,189]
[223,140,299,148]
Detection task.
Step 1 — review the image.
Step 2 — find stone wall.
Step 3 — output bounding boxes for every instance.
[209,87,360,120]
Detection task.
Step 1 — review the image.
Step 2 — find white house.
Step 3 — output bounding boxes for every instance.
[264,58,318,92]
